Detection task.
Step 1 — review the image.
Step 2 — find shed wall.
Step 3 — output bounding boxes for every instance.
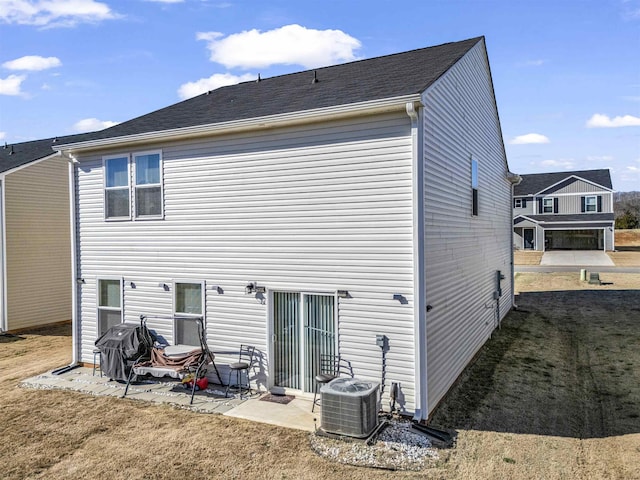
[421,40,513,413]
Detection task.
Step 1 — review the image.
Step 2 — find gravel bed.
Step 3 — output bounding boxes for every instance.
[310,418,439,471]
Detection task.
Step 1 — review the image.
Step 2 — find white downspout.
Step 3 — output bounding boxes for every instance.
[407,101,428,421]
[68,155,80,365]
[507,172,522,309]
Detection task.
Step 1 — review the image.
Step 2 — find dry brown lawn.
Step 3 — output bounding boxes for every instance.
[615,229,640,248]
[2,273,639,479]
[513,250,543,265]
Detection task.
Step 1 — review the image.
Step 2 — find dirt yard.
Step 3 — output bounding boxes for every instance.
[1,273,639,479]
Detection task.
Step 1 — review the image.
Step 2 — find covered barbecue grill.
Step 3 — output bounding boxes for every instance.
[95,323,154,381]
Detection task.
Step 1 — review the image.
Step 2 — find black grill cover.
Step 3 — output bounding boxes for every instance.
[95,323,153,381]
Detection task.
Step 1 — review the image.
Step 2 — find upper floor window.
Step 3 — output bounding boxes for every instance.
[104,151,163,220]
[514,198,522,208]
[104,156,130,219]
[134,152,162,218]
[540,197,559,214]
[583,195,601,213]
[471,158,479,216]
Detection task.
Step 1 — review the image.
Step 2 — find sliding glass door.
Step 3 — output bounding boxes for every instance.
[272,292,336,392]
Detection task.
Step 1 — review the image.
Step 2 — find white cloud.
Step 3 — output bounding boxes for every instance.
[541,159,576,170]
[2,55,62,71]
[586,113,640,128]
[177,72,256,100]
[0,131,6,140]
[510,133,550,145]
[72,117,118,132]
[0,0,118,28]
[143,0,184,3]
[0,74,26,95]
[197,24,361,69]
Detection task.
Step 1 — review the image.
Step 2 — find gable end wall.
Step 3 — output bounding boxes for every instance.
[421,40,512,414]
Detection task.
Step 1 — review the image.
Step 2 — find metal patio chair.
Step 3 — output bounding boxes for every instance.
[312,354,353,412]
[225,344,255,398]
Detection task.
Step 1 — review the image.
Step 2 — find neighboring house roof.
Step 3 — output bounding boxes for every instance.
[0,133,94,173]
[514,169,613,196]
[525,213,614,223]
[57,37,483,146]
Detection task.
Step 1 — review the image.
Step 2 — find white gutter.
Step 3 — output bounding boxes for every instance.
[53,94,422,153]
[407,101,428,421]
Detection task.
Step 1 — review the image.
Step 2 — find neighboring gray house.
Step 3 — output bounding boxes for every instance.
[513,169,615,251]
[56,37,517,420]
[0,135,88,332]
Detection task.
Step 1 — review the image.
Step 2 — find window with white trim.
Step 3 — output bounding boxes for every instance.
[173,281,204,345]
[134,152,162,218]
[97,278,123,336]
[585,196,597,212]
[471,158,479,216]
[104,156,130,219]
[542,197,554,213]
[514,198,522,208]
[103,150,163,220]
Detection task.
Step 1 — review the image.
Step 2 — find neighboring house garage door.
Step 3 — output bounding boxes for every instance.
[544,229,604,250]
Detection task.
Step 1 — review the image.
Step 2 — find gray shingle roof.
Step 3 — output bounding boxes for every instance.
[526,213,614,222]
[514,169,613,196]
[0,133,94,173]
[59,37,483,145]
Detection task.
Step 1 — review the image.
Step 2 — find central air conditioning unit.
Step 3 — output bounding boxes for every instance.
[320,377,380,438]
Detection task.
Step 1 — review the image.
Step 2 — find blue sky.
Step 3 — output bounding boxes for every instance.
[1,0,639,191]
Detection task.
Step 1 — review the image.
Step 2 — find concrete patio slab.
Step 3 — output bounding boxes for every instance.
[541,251,614,266]
[20,366,317,431]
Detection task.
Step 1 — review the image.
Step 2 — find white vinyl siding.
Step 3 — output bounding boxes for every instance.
[421,39,513,414]
[4,155,71,331]
[74,113,417,408]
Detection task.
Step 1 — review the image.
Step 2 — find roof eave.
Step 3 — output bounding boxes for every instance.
[54,94,422,153]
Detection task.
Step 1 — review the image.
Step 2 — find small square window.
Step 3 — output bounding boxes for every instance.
[542,198,554,213]
[514,198,522,208]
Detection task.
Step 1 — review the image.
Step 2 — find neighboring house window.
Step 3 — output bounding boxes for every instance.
[134,151,163,218]
[541,197,558,214]
[471,158,479,216]
[97,278,122,336]
[582,195,601,213]
[104,156,130,219]
[173,281,204,345]
[514,198,522,208]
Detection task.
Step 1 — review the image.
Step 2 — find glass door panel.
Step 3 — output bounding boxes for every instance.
[272,292,335,392]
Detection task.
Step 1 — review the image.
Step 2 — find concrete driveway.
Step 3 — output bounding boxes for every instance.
[541,251,614,266]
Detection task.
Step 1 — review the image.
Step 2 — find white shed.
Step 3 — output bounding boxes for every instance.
[57,36,517,420]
